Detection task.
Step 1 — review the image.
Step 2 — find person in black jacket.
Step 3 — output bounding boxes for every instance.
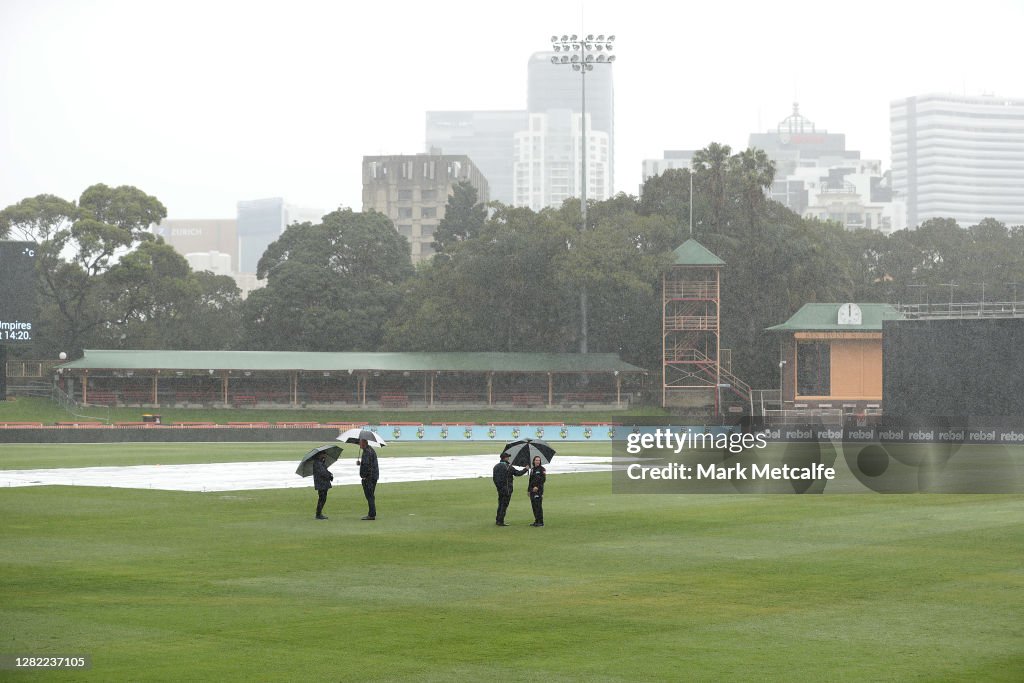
[312,452,333,520]
[492,452,528,526]
[528,455,546,527]
[357,438,379,520]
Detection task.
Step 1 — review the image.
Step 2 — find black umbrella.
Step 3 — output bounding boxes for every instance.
[501,438,556,467]
[296,444,342,477]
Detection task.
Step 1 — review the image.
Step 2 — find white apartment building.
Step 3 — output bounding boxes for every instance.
[514,111,610,211]
[891,93,1024,229]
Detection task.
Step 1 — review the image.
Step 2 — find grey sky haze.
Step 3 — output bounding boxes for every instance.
[2,0,1021,219]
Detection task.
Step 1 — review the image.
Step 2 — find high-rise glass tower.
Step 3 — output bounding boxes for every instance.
[527,51,614,191]
[426,50,615,212]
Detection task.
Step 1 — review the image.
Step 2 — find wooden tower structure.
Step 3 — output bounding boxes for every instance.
[662,239,729,411]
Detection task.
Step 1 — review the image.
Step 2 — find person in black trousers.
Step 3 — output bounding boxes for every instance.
[312,452,333,520]
[528,455,546,527]
[492,452,527,526]
[357,438,379,520]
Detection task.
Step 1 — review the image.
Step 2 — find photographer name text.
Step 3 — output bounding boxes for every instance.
[625,462,836,481]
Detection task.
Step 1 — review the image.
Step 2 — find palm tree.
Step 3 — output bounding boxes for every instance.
[691,142,732,234]
[729,148,776,234]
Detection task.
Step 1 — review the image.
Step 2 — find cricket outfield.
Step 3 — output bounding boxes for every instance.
[1,441,1022,681]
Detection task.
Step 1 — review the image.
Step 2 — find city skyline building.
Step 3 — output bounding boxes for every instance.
[748,104,862,216]
[361,153,489,262]
[527,50,615,192]
[424,49,615,213]
[425,111,527,206]
[236,198,326,274]
[155,219,238,271]
[514,111,611,211]
[891,93,1024,229]
[642,105,904,232]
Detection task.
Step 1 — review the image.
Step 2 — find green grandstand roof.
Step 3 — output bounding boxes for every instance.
[58,350,647,374]
[671,239,725,266]
[765,303,904,332]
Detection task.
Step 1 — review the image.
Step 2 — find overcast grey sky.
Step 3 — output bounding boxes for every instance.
[2,0,1022,219]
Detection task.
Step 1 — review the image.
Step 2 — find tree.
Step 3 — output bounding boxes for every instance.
[728,148,776,234]
[638,168,695,241]
[431,181,487,257]
[0,184,167,356]
[691,142,732,234]
[243,209,414,351]
[387,204,575,352]
[553,196,676,368]
[99,241,244,350]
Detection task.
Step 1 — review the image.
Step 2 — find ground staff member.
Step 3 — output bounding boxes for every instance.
[492,452,528,526]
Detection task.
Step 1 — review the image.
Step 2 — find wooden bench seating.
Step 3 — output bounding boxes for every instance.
[85,391,117,406]
[563,392,608,405]
[379,393,409,408]
[436,392,480,403]
[173,390,217,404]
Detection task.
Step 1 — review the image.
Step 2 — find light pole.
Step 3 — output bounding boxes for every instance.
[550,32,616,353]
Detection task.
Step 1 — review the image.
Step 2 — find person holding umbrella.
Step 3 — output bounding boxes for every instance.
[492,452,528,526]
[313,452,334,520]
[357,436,379,520]
[528,454,546,527]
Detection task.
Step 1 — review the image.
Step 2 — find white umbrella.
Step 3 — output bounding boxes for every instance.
[336,427,388,448]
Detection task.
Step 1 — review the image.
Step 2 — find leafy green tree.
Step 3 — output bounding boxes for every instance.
[638,168,695,242]
[98,241,243,350]
[0,185,166,356]
[244,209,414,351]
[389,204,575,352]
[553,196,676,368]
[431,181,487,257]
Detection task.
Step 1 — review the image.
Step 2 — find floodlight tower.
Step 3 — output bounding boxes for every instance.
[549,33,616,353]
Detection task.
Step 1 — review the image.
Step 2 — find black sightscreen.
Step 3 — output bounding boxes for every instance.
[0,241,38,344]
[883,318,1024,417]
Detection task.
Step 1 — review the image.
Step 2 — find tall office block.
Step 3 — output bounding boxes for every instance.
[532,50,610,200]
[528,51,614,190]
[424,50,615,212]
[892,94,1024,229]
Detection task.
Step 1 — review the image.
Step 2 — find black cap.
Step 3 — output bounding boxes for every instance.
[499,452,510,459]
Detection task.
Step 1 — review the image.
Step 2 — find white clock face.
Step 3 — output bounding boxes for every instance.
[838,303,862,325]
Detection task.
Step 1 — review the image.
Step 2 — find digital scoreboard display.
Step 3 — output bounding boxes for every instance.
[0,241,38,344]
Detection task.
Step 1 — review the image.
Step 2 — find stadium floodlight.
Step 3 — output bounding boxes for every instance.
[547,30,617,353]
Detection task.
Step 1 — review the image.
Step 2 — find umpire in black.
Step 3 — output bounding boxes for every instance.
[528,454,546,527]
[357,437,379,520]
[312,452,333,520]
[492,451,528,526]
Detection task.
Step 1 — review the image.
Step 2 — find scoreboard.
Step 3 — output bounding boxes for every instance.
[0,241,38,344]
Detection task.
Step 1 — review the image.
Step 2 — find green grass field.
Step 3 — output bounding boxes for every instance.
[1,441,1022,681]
